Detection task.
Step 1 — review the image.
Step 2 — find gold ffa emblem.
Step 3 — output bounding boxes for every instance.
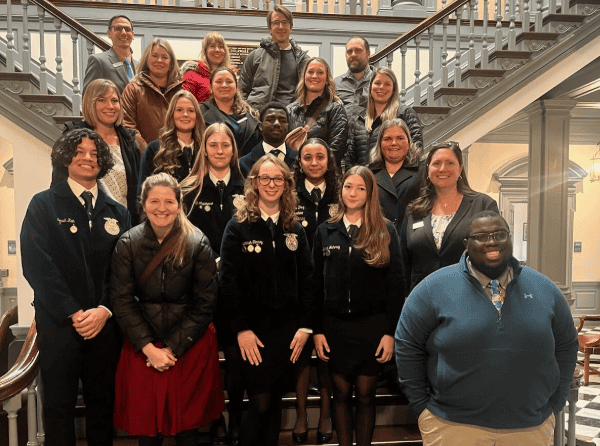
[233,194,246,210]
[285,233,298,251]
[328,204,338,217]
[104,217,120,235]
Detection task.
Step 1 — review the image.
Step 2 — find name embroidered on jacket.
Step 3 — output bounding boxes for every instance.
[242,239,263,253]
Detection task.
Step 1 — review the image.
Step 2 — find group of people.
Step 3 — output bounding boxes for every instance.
[19,7,579,446]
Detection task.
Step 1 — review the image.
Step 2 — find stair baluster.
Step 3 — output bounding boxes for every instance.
[70,29,81,114]
[21,0,31,73]
[37,6,48,93]
[53,18,64,96]
[454,6,463,88]
[427,27,435,105]
[413,34,421,105]
[6,0,16,72]
[482,0,489,68]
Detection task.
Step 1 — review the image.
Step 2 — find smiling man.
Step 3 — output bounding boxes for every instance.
[21,128,131,446]
[395,211,578,446]
[239,102,297,177]
[239,6,309,109]
[83,15,136,94]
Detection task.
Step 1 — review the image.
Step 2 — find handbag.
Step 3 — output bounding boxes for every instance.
[285,99,329,151]
[138,227,181,286]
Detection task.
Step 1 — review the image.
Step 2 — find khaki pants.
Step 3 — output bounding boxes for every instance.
[418,408,556,446]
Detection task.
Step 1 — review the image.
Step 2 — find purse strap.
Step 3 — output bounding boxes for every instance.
[305,98,329,130]
[138,227,181,286]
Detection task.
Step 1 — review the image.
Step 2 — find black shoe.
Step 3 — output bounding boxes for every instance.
[210,417,228,446]
[228,429,239,446]
[316,430,333,444]
[292,431,309,444]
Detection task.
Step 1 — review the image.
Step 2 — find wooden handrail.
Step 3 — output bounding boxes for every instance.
[0,306,18,349]
[31,0,110,51]
[370,0,472,64]
[0,320,39,402]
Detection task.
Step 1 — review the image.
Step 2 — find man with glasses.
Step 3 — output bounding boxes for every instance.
[239,102,297,177]
[83,15,136,94]
[239,5,309,109]
[395,210,578,446]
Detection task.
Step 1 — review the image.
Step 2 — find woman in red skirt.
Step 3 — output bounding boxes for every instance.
[110,172,224,446]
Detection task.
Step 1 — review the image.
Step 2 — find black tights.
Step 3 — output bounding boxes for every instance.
[331,373,378,446]
[223,344,245,433]
[239,391,282,446]
[138,428,198,446]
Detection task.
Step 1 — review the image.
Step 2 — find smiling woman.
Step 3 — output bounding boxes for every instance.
[401,141,499,294]
[121,38,183,152]
[138,90,206,195]
[200,67,261,157]
[54,79,141,222]
[286,57,348,168]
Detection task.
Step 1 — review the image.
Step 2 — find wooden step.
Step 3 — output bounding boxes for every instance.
[19,94,72,118]
[460,68,506,89]
[488,50,532,70]
[0,72,40,95]
[542,13,587,33]
[412,106,452,127]
[515,31,559,52]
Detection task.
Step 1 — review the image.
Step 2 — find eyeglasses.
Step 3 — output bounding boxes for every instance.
[466,231,510,244]
[271,20,291,28]
[257,175,285,186]
[111,25,134,34]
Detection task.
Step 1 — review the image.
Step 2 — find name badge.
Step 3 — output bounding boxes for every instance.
[112,62,124,68]
[413,221,424,229]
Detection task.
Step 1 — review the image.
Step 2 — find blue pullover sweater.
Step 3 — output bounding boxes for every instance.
[395,253,578,429]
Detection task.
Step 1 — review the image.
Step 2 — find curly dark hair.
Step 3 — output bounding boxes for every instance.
[51,128,114,181]
[293,138,339,197]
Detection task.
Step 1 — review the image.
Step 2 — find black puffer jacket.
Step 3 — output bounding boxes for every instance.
[110,221,218,357]
[287,95,348,168]
[344,105,424,169]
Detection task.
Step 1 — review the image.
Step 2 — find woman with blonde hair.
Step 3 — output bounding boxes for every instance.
[138,90,205,193]
[111,172,225,446]
[182,122,244,445]
[201,67,261,157]
[183,32,235,105]
[56,78,141,221]
[122,38,183,152]
[313,165,404,446]
[220,154,316,446]
[286,57,347,168]
[344,66,423,168]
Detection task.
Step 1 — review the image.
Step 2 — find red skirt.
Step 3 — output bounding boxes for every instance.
[114,323,225,436]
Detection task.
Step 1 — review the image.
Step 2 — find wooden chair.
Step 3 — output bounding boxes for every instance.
[576,315,600,385]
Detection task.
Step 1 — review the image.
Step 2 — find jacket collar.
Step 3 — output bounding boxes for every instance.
[370,160,420,196]
[137,72,183,96]
[52,180,112,217]
[107,47,131,87]
[261,37,304,57]
[459,251,522,282]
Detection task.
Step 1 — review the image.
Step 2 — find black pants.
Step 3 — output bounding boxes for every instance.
[36,307,122,446]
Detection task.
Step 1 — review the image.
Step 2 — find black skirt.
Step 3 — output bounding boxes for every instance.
[323,313,386,376]
[241,322,298,396]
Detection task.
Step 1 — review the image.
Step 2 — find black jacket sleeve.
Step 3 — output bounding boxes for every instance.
[397,105,424,149]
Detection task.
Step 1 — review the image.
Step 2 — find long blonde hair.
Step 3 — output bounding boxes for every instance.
[181,123,242,212]
[330,166,391,267]
[365,67,400,132]
[201,32,232,72]
[82,79,123,127]
[235,155,298,232]
[153,90,205,176]
[140,172,197,266]
[294,57,342,106]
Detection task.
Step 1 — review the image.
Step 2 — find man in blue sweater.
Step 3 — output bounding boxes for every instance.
[395,211,578,445]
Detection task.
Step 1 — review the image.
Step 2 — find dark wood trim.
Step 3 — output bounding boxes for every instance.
[0,320,38,403]
[0,306,18,353]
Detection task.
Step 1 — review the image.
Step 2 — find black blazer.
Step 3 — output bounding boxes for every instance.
[184,173,245,257]
[238,142,298,178]
[138,140,195,196]
[370,160,424,235]
[313,220,404,335]
[400,192,499,294]
[219,218,316,335]
[54,121,141,224]
[295,182,337,249]
[201,100,262,157]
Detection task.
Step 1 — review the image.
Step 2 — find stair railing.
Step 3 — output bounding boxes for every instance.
[369,0,571,108]
[0,306,41,446]
[3,0,110,113]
